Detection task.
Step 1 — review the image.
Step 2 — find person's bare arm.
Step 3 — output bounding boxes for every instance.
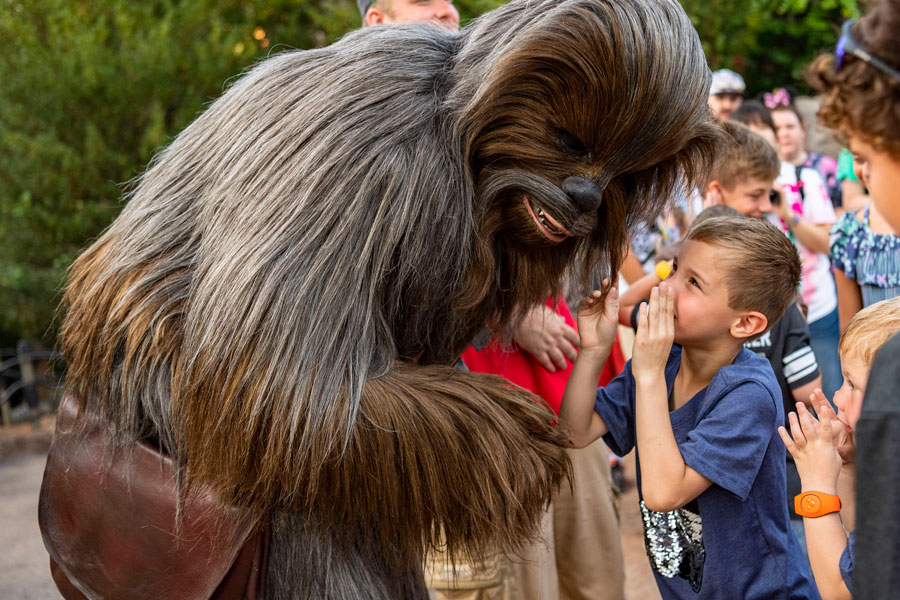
[809,390,857,531]
[632,285,712,511]
[560,287,618,448]
[513,304,580,372]
[837,463,856,531]
[620,251,646,285]
[561,347,611,448]
[840,180,867,212]
[770,194,831,254]
[618,269,664,326]
[792,376,823,409]
[834,268,863,333]
[780,403,851,600]
[790,220,832,255]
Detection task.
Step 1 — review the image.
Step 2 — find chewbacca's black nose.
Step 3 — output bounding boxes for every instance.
[562,176,604,212]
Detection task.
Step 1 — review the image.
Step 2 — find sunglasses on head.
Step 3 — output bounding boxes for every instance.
[835,19,900,82]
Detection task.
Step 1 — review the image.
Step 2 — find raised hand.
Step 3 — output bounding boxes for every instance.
[513,304,581,372]
[576,279,619,354]
[631,282,675,382]
[809,389,855,464]
[779,402,843,492]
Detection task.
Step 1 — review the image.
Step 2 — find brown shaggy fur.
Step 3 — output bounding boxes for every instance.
[58,0,719,596]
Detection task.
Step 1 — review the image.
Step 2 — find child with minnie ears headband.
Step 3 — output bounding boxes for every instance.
[764,87,842,211]
[806,1,900,596]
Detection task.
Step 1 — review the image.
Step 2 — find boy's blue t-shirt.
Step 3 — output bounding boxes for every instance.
[595,346,819,599]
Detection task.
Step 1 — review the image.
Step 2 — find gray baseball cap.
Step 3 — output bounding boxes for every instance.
[709,69,746,96]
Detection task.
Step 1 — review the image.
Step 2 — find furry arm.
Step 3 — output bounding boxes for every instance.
[182,361,570,566]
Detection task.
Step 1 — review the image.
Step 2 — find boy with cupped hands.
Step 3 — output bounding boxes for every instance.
[561,215,819,599]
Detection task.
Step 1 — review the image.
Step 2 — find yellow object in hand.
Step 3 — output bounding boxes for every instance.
[655,260,671,281]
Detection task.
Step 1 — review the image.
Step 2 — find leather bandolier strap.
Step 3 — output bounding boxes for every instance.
[38,392,269,600]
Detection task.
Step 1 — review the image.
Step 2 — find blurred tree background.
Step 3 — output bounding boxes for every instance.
[683,0,860,95]
[0,0,860,346]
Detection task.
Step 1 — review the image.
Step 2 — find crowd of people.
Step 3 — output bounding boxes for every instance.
[607,2,900,597]
[32,1,899,599]
[356,0,900,599]
[606,5,900,595]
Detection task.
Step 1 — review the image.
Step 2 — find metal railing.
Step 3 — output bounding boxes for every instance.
[0,340,64,426]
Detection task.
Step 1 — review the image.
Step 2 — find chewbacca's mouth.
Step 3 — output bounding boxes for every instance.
[523,196,573,242]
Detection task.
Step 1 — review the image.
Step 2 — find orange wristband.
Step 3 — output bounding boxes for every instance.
[794,491,841,518]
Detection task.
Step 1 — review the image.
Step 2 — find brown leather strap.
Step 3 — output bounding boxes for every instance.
[49,558,89,600]
[39,392,267,600]
[213,516,271,600]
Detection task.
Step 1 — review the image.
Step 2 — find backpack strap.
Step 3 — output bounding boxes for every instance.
[793,165,806,202]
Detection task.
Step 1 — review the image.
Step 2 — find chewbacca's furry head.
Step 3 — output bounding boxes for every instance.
[447,0,720,338]
[61,0,718,549]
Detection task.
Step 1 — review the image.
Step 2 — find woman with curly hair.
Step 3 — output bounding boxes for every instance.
[807,0,900,596]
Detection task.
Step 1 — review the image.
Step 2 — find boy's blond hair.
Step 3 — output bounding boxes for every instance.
[711,121,780,190]
[684,215,801,333]
[839,297,900,366]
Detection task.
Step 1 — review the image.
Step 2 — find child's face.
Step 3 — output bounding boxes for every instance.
[848,136,900,232]
[718,178,775,219]
[666,240,743,345]
[834,352,869,433]
[772,109,805,161]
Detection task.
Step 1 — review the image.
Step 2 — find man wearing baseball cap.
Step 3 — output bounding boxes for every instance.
[708,68,746,120]
[358,0,459,29]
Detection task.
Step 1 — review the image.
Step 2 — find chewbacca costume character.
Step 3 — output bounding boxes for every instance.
[39,1,719,598]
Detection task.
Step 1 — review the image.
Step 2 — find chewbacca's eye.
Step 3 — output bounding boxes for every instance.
[557,129,589,157]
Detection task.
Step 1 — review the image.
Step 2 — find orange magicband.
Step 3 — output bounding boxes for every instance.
[794,491,841,518]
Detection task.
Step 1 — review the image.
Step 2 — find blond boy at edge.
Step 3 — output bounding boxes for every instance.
[561,215,820,599]
[779,296,900,600]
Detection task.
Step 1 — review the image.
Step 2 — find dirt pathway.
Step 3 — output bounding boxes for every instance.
[619,451,662,600]
[0,450,59,599]
[0,438,660,600]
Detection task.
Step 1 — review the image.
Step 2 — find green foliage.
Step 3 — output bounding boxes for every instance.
[683,0,860,95]
[0,0,359,343]
[0,0,862,344]
[455,0,504,23]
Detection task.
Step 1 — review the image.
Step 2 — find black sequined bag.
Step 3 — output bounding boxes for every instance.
[639,500,706,593]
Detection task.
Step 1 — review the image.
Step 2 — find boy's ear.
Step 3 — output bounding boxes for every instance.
[364,7,387,26]
[704,181,723,207]
[730,311,768,341]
